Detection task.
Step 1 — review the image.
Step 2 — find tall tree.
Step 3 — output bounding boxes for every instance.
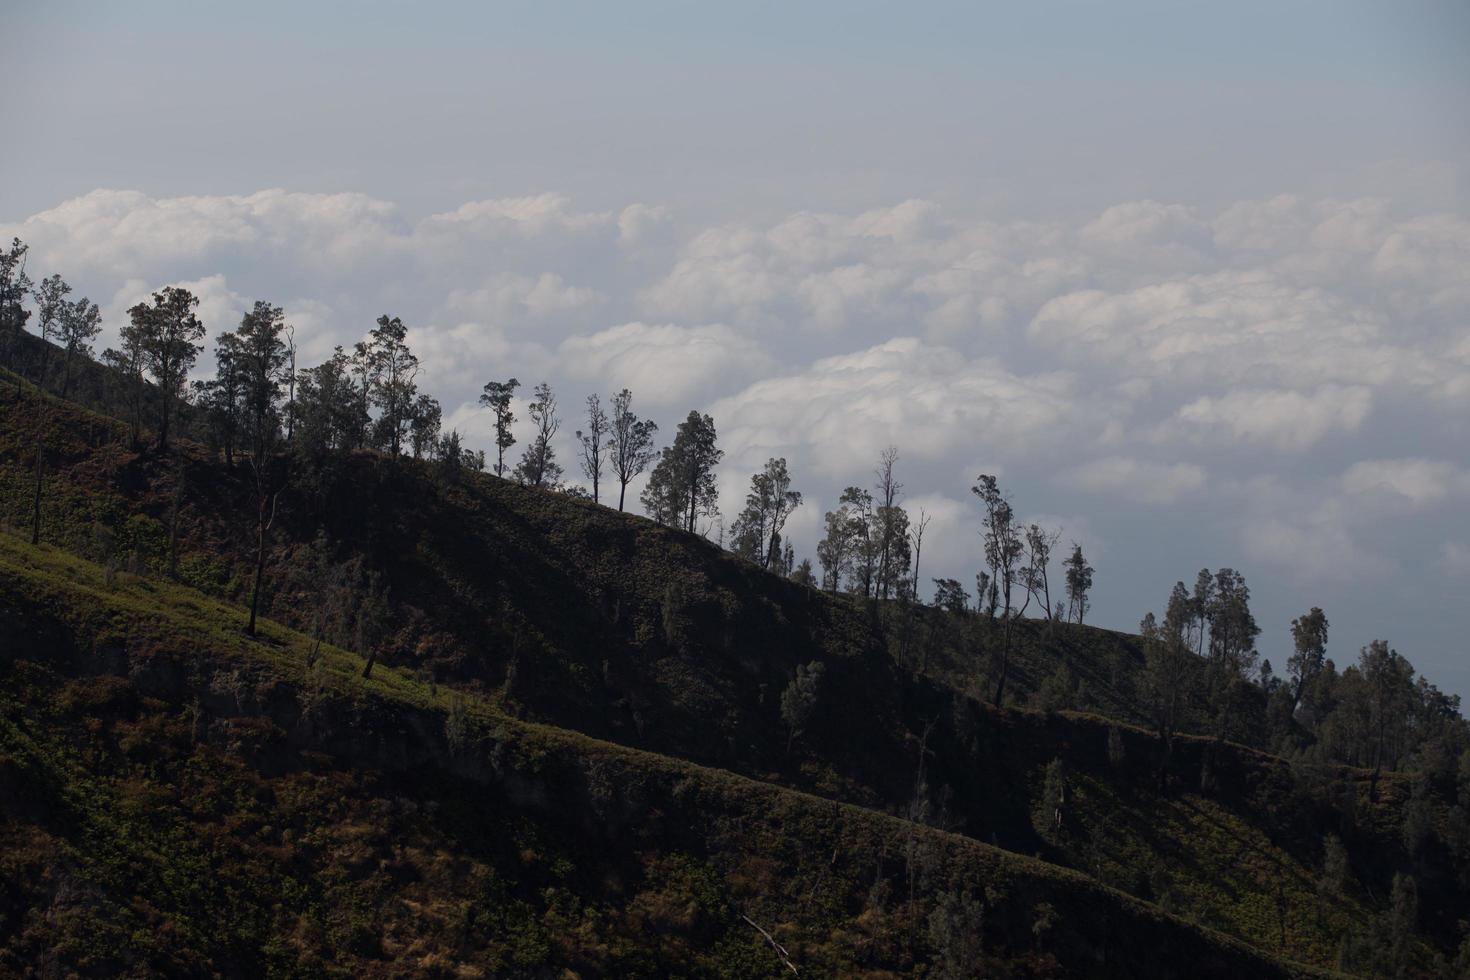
[873,447,904,599]
[408,393,442,459]
[1191,568,1215,657]
[24,274,71,546]
[56,295,101,400]
[840,486,878,598]
[128,286,204,451]
[294,346,368,460]
[1063,544,1093,625]
[973,474,1023,705]
[731,457,802,569]
[576,393,609,503]
[102,319,148,448]
[29,273,70,388]
[1288,607,1329,711]
[641,411,722,533]
[817,500,858,595]
[513,381,562,487]
[479,377,520,477]
[608,388,658,511]
[196,331,245,464]
[909,508,932,602]
[1022,523,1061,620]
[364,314,418,456]
[235,301,290,638]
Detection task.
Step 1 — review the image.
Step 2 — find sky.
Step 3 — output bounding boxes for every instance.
[2,1,1468,697]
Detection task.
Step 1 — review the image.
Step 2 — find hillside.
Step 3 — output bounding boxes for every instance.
[0,534,1329,978]
[2,362,1468,975]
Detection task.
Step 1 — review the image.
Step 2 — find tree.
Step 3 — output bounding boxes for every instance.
[731,457,802,569]
[24,274,71,545]
[791,558,815,587]
[1063,544,1093,624]
[364,314,419,456]
[513,381,562,487]
[102,319,148,448]
[1191,568,1214,656]
[29,273,71,388]
[128,286,204,451]
[408,393,442,459]
[196,330,246,464]
[294,346,369,460]
[479,377,520,477]
[1288,607,1329,710]
[1141,606,1194,784]
[1022,523,1061,620]
[873,447,904,599]
[641,411,722,534]
[57,295,101,400]
[234,301,291,637]
[607,388,658,511]
[817,500,857,594]
[973,474,1023,705]
[909,508,932,602]
[840,486,878,598]
[780,661,825,752]
[933,578,970,615]
[0,238,32,373]
[576,393,609,502]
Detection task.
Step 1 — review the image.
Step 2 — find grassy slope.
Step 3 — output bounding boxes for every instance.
[0,533,1335,978]
[0,373,1443,973]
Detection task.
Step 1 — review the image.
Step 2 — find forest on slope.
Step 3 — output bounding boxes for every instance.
[2,244,1469,976]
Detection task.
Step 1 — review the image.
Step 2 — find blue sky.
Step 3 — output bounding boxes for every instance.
[3,1,1469,698]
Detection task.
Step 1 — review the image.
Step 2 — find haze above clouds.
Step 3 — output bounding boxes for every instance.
[3,1,1467,695]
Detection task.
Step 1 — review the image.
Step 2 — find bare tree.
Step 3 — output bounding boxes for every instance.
[576,393,609,503]
[608,388,658,511]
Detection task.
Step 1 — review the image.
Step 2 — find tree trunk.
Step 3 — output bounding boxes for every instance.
[618,480,627,512]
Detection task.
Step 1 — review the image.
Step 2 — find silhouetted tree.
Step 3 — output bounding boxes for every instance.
[1288,607,1329,711]
[479,377,520,477]
[235,301,291,637]
[1063,544,1093,624]
[408,393,442,459]
[608,388,658,511]
[933,578,970,615]
[128,286,204,451]
[294,346,369,460]
[1022,523,1061,620]
[56,294,101,400]
[576,393,609,502]
[731,457,802,569]
[513,381,562,487]
[642,411,721,533]
[364,314,419,456]
[973,474,1023,705]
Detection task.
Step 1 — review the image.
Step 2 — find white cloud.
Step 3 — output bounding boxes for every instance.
[1164,385,1372,451]
[708,337,1079,477]
[557,322,772,407]
[1341,458,1470,510]
[1064,456,1206,505]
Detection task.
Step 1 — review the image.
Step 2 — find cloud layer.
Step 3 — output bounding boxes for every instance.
[5,181,1469,695]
